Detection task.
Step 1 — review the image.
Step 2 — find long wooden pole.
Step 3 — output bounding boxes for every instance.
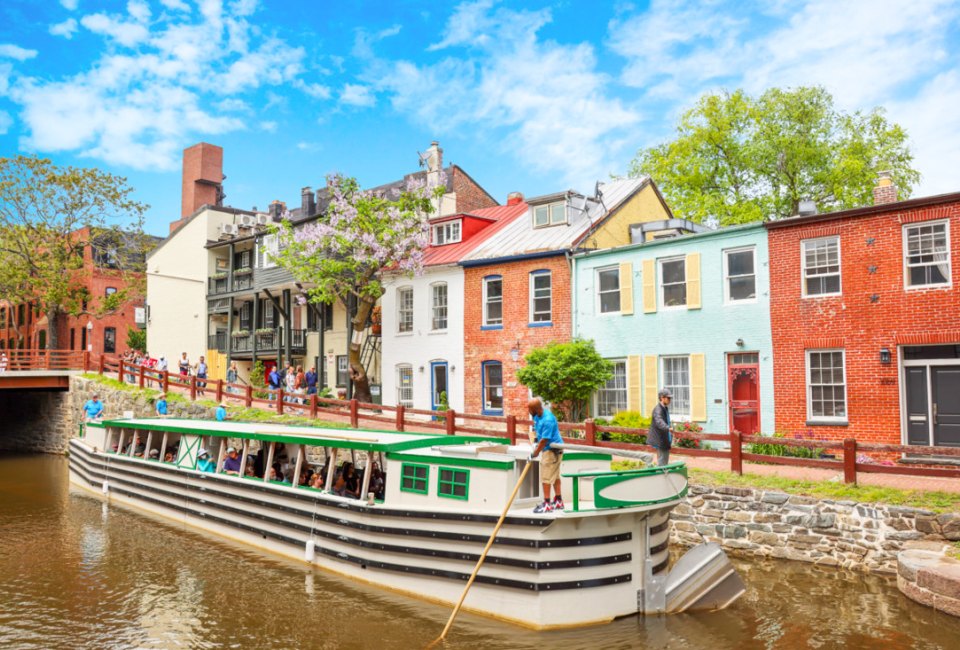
[428,461,533,648]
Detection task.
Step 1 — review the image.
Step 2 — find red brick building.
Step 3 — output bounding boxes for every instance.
[459,178,673,418]
[766,177,960,448]
[0,226,150,357]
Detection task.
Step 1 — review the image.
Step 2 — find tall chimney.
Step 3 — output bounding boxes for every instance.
[174,142,224,233]
[426,140,443,189]
[873,171,898,206]
[301,186,315,216]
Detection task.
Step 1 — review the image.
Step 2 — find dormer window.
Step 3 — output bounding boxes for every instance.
[432,220,462,245]
[533,202,566,228]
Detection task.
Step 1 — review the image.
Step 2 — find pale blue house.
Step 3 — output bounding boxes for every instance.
[572,222,774,435]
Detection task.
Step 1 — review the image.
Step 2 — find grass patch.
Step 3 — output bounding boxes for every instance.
[950,543,960,560]
[82,373,160,400]
[688,468,960,513]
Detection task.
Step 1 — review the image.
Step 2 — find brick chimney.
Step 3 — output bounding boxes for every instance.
[301,186,315,216]
[507,192,524,206]
[873,171,898,206]
[173,142,224,233]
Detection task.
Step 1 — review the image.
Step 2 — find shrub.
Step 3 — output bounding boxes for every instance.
[673,421,703,449]
[602,410,649,444]
[747,431,824,459]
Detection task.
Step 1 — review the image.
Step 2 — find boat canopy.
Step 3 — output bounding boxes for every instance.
[99,418,509,453]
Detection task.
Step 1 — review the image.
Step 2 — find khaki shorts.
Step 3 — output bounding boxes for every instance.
[540,450,561,483]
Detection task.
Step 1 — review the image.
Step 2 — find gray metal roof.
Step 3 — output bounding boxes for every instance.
[460,177,650,263]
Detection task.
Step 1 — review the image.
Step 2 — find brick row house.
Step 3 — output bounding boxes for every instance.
[573,222,774,435]
[458,177,674,417]
[1,226,152,358]
[766,175,960,448]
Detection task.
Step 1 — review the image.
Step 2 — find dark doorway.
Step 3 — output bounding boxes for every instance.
[932,367,960,447]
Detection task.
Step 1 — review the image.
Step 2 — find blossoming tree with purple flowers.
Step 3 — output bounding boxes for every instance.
[270,173,443,402]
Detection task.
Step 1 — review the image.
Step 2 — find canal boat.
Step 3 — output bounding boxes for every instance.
[68,418,744,629]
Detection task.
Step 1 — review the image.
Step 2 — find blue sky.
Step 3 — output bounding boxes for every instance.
[1,0,959,236]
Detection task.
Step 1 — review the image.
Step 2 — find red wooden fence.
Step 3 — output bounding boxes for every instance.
[24,350,960,485]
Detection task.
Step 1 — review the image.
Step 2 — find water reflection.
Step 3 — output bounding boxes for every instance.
[0,454,957,649]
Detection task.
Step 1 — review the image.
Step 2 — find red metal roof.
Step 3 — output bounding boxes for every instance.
[423,202,529,266]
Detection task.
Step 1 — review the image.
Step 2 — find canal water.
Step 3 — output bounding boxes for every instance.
[1,455,958,650]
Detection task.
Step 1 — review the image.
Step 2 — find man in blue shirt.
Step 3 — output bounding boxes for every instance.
[528,398,564,514]
[268,367,281,390]
[305,366,318,395]
[83,395,104,421]
[155,393,168,417]
[215,402,227,422]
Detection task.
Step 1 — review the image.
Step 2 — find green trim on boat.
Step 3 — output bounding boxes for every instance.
[561,452,612,461]
[386,452,515,470]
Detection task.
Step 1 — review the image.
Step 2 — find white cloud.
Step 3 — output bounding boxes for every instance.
[352,24,402,59]
[0,44,38,61]
[159,0,190,11]
[293,79,332,99]
[0,111,12,135]
[49,18,79,39]
[80,13,150,47]
[259,120,277,133]
[296,141,320,151]
[60,0,79,10]
[372,1,640,188]
[340,83,375,107]
[8,0,310,171]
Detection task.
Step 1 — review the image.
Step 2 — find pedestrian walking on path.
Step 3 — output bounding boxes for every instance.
[648,388,673,467]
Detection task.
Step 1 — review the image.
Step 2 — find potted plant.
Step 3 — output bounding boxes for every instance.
[212,271,227,280]
[234,267,252,276]
[231,330,250,337]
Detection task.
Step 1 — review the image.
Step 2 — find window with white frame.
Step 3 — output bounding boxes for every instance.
[336,355,349,387]
[594,360,627,418]
[596,267,621,314]
[529,271,552,322]
[258,234,280,269]
[432,220,462,246]
[397,287,413,333]
[802,237,841,296]
[482,276,502,326]
[661,356,690,417]
[431,283,448,330]
[806,349,847,421]
[660,257,687,307]
[724,247,756,302]
[904,221,951,288]
[396,365,414,407]
[533,202,567,228]
[482,361,504,412]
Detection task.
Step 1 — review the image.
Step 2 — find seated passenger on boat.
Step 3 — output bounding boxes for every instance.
[369,462,385,501]
[222,447,241,475]
[164,451,174,463]
[196,449,216,473]
[334,462,360,498]
[268,462,288,483]
[149,449,159,460]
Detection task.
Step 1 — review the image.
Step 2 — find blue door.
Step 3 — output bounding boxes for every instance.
[431,362,449,411]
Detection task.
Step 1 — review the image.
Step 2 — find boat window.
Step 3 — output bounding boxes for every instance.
[400,463,429,494]
[438,467,469,500]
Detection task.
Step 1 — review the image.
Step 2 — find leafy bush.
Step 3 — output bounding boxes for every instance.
[673,421,703,449]
[747,431,824,459]
[598,410,650,444]
[516,339,613,422]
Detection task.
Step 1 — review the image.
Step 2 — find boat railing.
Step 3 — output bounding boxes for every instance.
[562,463,688,512]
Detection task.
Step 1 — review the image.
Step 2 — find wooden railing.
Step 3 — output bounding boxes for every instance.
[32,350,960,486]
[0,349,89,371]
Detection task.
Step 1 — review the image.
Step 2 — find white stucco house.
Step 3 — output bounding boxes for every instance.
[381,197,528,413]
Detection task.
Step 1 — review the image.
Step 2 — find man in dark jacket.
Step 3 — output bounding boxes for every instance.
[648,388,673,466]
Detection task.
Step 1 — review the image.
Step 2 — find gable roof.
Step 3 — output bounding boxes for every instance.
[459,177,651,265]
[424,202,529,267]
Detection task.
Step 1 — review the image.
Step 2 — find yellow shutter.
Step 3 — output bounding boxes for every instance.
[690,353,707,421]
[619,262,633,315]
[643,355,658,414]
[627,355,641,412]
[686,252,701,310]
[642,258,656,314]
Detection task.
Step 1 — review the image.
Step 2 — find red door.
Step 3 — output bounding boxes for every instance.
[728,353,760,434]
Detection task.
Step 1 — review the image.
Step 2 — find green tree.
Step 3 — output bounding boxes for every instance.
[0,155,149,349]
[272,173,442,403]
[630,87,920,225]
[126,326,146,353]
[515,339,613,422]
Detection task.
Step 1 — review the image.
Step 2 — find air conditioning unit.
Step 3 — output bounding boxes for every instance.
[221,223,239,236]
[256,214,269,226]
[238,214,256,228]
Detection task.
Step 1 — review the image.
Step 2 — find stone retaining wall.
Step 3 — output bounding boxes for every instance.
[671,484,960,574]
[898,544,960,617]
